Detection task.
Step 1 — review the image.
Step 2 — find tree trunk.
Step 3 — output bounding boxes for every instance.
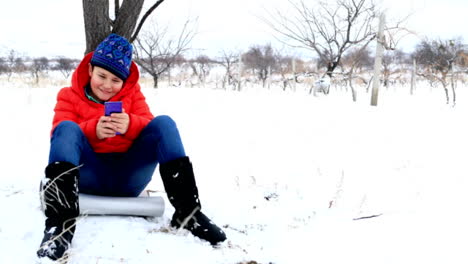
[152,74,159,88]
[167,66,171,86]
[238,54,242,91]
[34,71,40,85]
[348,71,357,102]
[267,66,271,89]
[83,0,111,54]
[112,0,145,40]
[410,58,416,95]
[450,66,456,106]
[83,0,160,54]
[451,81,456,106]
[443,84,449,104]
[292,58,296,92]
[326,63,336,78]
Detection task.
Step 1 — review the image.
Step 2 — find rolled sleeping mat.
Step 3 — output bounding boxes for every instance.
[40,193,165,217]
[79,193,165,217]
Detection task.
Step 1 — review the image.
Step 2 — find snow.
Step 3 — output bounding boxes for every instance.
[1,79,468,264]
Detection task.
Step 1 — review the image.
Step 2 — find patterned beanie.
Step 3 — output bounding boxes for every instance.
[90,33,133,81]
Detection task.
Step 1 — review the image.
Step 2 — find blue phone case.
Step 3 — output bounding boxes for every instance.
[104,101,122,116]
[104,102,123,135]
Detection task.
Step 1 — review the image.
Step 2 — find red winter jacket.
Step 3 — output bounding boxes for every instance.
[51,52,154,153]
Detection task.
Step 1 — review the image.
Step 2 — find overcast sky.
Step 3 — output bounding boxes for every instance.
[0,0,466,59]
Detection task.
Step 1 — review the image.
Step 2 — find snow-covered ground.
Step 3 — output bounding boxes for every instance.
[1,79,468,264]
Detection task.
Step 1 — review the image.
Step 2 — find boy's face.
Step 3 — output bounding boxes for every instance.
[88,64,124,101]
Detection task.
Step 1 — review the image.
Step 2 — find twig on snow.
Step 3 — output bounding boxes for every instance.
[353,213,383,221]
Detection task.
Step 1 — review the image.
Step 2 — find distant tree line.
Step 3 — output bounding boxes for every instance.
[1,0,465,106]
[2,0,467,106]
[1,37,466,90]
[0,50,80,84]
[0,0,468,104]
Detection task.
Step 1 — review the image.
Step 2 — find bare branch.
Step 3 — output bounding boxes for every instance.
[130,0,166,43]
[114,0,120,19]
[262,0,410,79]
[134,16,197,88]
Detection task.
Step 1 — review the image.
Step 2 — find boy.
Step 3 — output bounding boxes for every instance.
[37,34,226,262]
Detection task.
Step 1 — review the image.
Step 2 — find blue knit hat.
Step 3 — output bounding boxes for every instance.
[90,33,133,80]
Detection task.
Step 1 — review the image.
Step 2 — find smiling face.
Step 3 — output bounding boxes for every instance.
[88,64,124,102]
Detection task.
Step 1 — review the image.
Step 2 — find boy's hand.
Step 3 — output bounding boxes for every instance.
[96,116,116,139]
[110,109,130,135]
[96,109,129,139]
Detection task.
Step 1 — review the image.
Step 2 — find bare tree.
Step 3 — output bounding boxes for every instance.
[455,49,468,72]
[265,0,377,77]
[264,0,408,79]
[340,46,373,101]
[134,18,196,88]
[341,46,373,72]
[31,57,50,84]
[189,55,214,86]
[3,51,27,80]
[82,0,166,53]
[381,49,407,87]
[413,37,464,106]
[242,44,277,87]
[216,50,239,90]
[0,57,6,77]
[55,57,77,78]
[5,50,19,81]
[13,57,27,75]
[276,55,305,91]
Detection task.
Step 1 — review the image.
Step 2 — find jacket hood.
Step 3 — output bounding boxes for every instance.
[71,52,140,101]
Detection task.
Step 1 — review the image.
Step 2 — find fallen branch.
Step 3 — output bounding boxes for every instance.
[353,213,383,221]
[6,190,23,197]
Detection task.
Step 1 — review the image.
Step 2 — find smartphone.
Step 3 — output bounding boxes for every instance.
[104,101,122,116]
[104,101,122,135]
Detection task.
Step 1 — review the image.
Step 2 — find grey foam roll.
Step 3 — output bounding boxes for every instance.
[79,194,165,217]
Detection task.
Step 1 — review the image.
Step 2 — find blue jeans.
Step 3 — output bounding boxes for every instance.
[48,115,186,197]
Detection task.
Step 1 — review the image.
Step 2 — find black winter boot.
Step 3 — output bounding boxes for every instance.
[37,161,80,261]
[159,157,226,245]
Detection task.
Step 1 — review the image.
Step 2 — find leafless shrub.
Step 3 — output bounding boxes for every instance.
[55,57,77,79]
[30,57,49,85]
[242,44,277,87]
[189,55,215,86]
[413,37,464,105]
[216,50,240,90]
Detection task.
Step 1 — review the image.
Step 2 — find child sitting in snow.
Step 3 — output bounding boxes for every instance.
[36,33,226,262]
